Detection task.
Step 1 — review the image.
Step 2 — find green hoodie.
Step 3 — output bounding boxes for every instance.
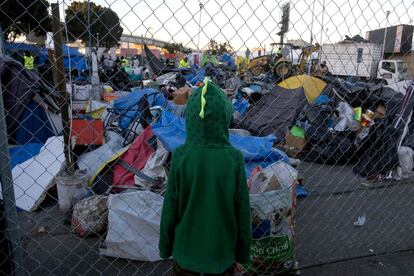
[159,80,252,274]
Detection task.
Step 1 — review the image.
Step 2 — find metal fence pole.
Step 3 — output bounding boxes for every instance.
[0,27,4,57]
[0,69,25,276]
[51,3,74,173]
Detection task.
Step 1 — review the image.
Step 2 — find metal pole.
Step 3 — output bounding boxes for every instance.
[0,43,25,276]
[319,0,326,45]
[309,0,316,45]
[382,11,391,59]
[197,3,203,50]
[87,0,93,111]
[51,3,74,173]
[319,0,326,62]
[0,27,4,57]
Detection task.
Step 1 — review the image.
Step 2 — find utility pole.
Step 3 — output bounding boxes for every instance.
[310,0,316,45]
[198,2,203,50]
[51,3,74,173]
[382,11,391,59]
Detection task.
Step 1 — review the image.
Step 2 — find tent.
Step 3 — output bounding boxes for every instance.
[0,57,60,144]
[40,45,86,72]
[143,44,165,75]
[238,85,307,140]
[278,74,327,103]
[4,42,86,71]
[3,42,41,55]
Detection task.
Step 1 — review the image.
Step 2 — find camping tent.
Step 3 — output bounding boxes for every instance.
[40,45,86,72]
[0,57,60,144]
[238,85,307,140]
[278,74,327,103]
[4,42,86,71]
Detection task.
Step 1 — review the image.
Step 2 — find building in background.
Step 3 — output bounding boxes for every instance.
[366,24,414,78]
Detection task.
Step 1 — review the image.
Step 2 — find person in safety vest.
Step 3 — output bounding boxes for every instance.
[178,57,190,68]
[120,56,129,67]
[23,52,34,70]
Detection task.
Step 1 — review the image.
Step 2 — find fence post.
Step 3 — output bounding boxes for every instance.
[0,62,25,275]
[51,3,74,173]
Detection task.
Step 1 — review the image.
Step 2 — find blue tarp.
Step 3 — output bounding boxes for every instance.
[184,68,205,86]
[220,53,236,70]
[15,101,54,145]
[232,97,249,116]
[4,42,86,71]
[3,42,41,54]
[9,143,43,168]
[40,46,86,71]
[152,111,289,175]
[113,88,172,129]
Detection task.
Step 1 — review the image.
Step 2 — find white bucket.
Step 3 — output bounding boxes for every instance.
[56,170,89,211]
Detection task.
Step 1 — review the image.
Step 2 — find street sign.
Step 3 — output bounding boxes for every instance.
[357,48,363,63]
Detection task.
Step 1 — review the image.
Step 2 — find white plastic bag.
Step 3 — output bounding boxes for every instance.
[100,191,163,262]
[398,146,414,179]
[77,131,126,183]
[335,102,360,131]
[134,140,169,189]
[249,161,297,195]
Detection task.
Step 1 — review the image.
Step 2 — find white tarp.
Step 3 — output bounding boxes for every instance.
[77,131,126,184]
[100,191,163,262]
[134,140,169,189]
[0,136,64,211]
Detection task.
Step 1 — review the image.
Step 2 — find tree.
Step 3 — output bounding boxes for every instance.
[65,1,123,48]
[165,42,185,54]
[0,0,51,40]
[164,42,191,54]
[207,39,233,55]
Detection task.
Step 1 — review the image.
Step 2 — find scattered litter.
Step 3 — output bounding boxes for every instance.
[37,226,46,234]
[354,214,367,226]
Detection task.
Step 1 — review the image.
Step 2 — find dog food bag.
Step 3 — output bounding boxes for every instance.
[245,162,297,275]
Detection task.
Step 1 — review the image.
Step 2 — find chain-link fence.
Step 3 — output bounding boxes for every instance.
[1,0,414,275]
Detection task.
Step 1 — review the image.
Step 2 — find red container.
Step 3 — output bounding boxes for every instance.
[70,119,104,145]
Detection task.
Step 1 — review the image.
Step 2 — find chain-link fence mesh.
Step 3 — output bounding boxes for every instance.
[1,0,414,275]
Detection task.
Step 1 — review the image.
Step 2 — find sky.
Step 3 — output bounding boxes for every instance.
[55,0,414,51]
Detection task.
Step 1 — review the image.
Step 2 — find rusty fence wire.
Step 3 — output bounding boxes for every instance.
[2,0,414,275]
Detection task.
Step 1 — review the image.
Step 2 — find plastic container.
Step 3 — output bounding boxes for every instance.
[56,170,89,211]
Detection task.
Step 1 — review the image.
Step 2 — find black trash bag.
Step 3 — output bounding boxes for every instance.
[300,103,354,164]
[353,85,413,177]
[305,124,353,164]
[353,120,400,177]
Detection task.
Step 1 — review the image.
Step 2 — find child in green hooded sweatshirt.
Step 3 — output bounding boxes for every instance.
[159,79,252,275]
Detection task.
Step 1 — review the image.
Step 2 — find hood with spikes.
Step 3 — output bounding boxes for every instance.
[185,80,233,146]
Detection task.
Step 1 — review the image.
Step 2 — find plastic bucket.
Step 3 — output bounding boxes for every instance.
[56,170,88,211]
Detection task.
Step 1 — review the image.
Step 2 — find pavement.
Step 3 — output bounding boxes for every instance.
[14,161,414,275]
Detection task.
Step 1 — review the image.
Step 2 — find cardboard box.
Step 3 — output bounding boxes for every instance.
[284,133,307,157]
[172,86,191,105]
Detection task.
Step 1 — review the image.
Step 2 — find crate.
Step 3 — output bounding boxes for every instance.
[70,119,104,145]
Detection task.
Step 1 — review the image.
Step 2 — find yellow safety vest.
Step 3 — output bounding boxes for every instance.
[179,59,189,68]
[121,59,128,67]
[24,56,34,70]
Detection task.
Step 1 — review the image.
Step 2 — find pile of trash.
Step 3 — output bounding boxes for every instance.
[3,50,414,274]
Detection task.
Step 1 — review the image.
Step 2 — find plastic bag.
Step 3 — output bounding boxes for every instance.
[77,131,126,184]
[71,195,108,237]
[100,191,163,262]
[334,101,361,131]
[246,161,297,274]
[134,140,169,190]
[398,146,414,179]
[249,161,297,195]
